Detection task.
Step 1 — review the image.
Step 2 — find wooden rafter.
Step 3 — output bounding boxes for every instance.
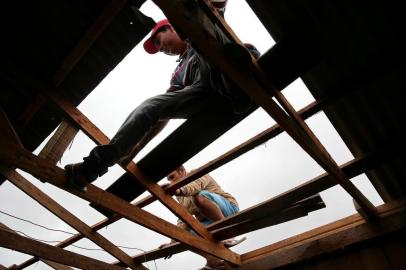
[0,168,147,270]
[237,198,406,269]
[152,0,378,219]
[0,223,74,270]
[0,227,126,270]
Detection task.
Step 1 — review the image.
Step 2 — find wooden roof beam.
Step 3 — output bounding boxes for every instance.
[0,223,74,270]
[152,0,378,219]
[0,226,126,270]
[0,168,146,270]
[237,198,406,269]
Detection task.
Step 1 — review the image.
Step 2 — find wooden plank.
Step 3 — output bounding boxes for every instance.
[0,223,74,270]
[48,94,214,241]
[42,260,74,270]
[0,168,146,270]
[0,227,126,270]
[211,195,325,240]
[38,120,79,164]
[235,199,406,269]
[0,146,240,265]
[153,0,378,218]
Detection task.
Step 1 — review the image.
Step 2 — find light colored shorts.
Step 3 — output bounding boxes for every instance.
[198,190,239,227]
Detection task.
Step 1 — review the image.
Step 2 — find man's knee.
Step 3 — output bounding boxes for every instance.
[193,190,212,207]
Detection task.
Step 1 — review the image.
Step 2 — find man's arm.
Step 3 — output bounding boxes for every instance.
[119,120,168,166]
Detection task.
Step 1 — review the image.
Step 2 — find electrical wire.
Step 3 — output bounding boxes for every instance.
[0,209,158,269]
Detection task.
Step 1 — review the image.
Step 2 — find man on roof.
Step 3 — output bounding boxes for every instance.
[65,1,259,192]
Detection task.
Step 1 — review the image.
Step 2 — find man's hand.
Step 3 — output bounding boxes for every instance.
[158,242,173,259]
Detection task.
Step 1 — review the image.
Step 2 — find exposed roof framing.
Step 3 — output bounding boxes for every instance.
[1,0,405,269]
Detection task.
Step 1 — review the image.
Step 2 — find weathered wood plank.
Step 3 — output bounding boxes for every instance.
[0,227,126,270]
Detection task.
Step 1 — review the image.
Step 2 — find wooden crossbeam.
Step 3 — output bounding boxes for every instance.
[0,168,147,270]
[48,93,215,242]
[0,146,240,265]
[42,260,74,270]
[153,0,378,219]
[0,223,74,270]
[210,195,325,240]
[0,226,126,270]
[237,198,406,269]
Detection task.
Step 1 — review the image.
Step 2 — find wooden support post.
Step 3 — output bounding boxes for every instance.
[0,168,147,270]
[0,227,126,270]
[152,0,378,219]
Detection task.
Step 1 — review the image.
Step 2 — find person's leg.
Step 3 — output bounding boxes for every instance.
[193,190,241,268]
[194,190,239,222]
[66,87,216,189]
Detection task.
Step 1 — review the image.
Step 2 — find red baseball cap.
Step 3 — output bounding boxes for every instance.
[143,19,171,54]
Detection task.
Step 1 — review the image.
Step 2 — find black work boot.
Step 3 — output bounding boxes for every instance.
[64,161,98,192]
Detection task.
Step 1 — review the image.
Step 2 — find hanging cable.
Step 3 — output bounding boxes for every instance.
[0,209,159,269]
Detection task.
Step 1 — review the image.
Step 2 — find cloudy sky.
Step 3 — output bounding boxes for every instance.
[0,1,383,269]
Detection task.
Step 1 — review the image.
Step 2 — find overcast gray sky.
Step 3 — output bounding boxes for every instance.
[0,1,384,269]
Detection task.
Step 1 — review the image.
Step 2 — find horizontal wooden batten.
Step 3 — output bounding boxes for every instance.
[0,227,126,270]
[236,198,406,269]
